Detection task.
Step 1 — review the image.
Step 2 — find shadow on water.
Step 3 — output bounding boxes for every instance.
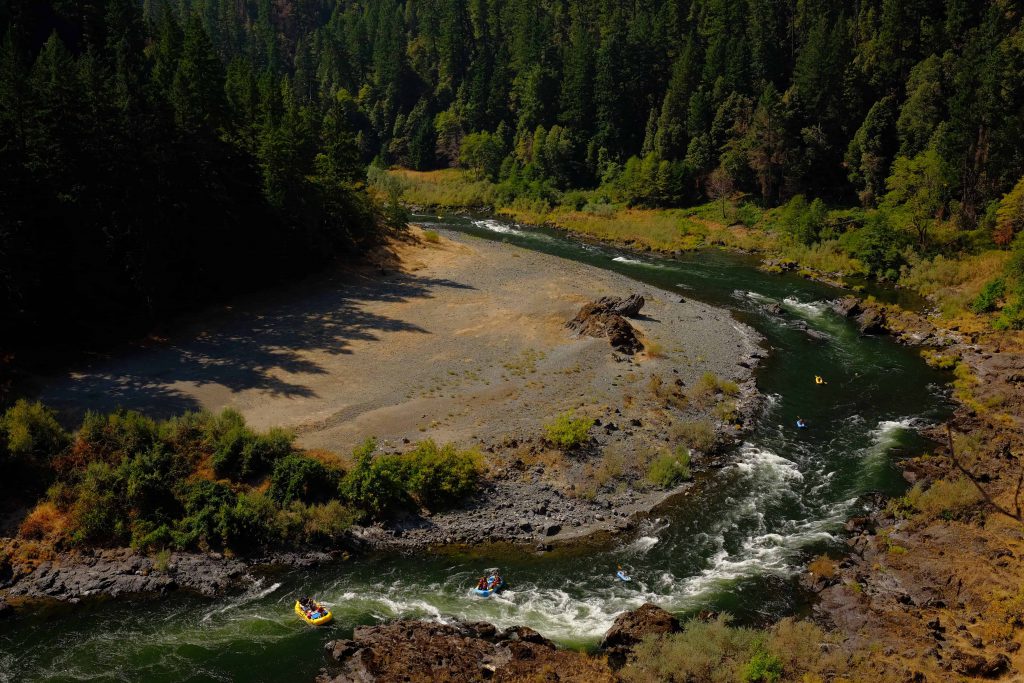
[1,215,952,682]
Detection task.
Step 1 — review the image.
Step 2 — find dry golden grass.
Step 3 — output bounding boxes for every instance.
[18,501,66,542]
[902,250,1010,318]
[808,554,838,580]
[390,168,498,208]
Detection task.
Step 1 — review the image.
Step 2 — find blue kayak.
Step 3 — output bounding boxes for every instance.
[616,570,632,582]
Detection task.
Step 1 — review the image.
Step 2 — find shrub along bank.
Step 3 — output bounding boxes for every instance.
[1,401,482,554]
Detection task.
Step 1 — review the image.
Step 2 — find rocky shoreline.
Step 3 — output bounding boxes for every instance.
[799,295,1024,679]
[316,602,679,683]
[2,230,765,609]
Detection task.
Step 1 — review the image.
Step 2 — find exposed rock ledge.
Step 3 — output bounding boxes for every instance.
[317,602,678,683]
[0,545,336,603]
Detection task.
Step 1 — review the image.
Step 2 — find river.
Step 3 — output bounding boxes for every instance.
[0,214,950,682]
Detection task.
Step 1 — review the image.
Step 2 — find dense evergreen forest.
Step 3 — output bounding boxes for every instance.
[0,0,390,368]
[4,0,1024,362]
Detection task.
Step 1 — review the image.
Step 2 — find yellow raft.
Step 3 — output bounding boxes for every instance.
[295,600,333,626]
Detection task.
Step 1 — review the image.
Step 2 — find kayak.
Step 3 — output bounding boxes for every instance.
[796,420,808,429]
[616,570,632,582]
[294,600,333,626]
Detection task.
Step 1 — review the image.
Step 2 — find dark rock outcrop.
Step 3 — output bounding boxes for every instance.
[856,307,887,334]
[567,295,645,354]
[608,293,645,317]
[319,619,613,683]
[832,296,862,318]
[4,549,250,601]
[600,603,681,668]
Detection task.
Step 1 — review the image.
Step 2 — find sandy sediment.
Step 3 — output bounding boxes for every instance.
[32,227,763,549]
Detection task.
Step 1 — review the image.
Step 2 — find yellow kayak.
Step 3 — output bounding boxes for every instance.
[294,600,333,626]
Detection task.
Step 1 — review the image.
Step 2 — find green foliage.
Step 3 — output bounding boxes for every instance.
[269,454,340,506]
[971,278,1006,313]
[211,418,294,481]
[18,404,429,553]
[338,439,411,519]
[404,441,483,510]
[543,411,594,450]
[778,195,827,245]
[219,492,277,552]
[339,438,483,518]
[647,447,692,488]
[742,652,783,683]
[1,400,69,470]
[995,176,1024,245]
[839,213,912,281]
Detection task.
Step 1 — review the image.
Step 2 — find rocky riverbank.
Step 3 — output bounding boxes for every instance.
[2,227,763,607]
[316,602,679,683]
[800,296,1024,680]
[0,543,342,604]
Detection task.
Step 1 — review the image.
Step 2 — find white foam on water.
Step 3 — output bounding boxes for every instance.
[473,218,524,236]
[625,535,660,554]
[733,290,777,306]
[612,256,646,265]
[858,417,920,480]
[781,296,827,317]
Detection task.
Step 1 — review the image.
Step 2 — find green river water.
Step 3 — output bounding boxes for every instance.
[0,214,950,682]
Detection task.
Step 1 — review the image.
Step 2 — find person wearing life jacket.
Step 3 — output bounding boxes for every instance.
[796,417,807,429]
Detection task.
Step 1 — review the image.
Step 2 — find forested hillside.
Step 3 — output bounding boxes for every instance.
[4,0,1024,359]
[0,1,390,366]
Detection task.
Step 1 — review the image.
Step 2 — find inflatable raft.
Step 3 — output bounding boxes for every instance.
[295,600,333,626]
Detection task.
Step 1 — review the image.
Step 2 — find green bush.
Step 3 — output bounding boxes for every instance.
[1,399,69,470]
[239,427,294,477]
[269,453,340,506]
[173,479,237,550]
[211,416,294,481]
[544,410,594,449]
[971,278,1005,313]
[339,439,411,518]
[647,447,692,488]
[219,492,277,551]
[405,440,483,509]
[122,443,184,520]
[76,409,159,465]
[69,461,127,544]
[742,652,784,683]
[995,285,1024,330]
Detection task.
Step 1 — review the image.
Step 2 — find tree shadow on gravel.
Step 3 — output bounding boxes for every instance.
[39,272,475,423]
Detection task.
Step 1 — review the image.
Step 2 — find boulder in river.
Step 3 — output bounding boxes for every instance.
[831,296,862,318]
[856,307,887,334]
